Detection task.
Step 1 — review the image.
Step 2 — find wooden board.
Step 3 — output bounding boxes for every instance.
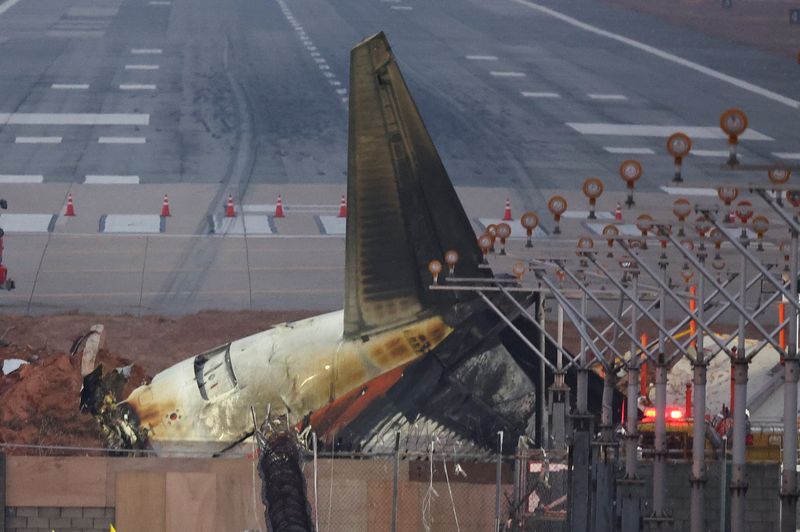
[165,472,216,532]
[116,471,166,532]
[6,456,107,507]
[211,460,267,532]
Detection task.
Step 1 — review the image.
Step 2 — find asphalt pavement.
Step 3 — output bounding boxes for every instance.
[0,0,796,315]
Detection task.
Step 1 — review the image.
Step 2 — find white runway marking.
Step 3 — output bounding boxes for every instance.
[317,215,345,235]
[130,48,162,54]
[521,91,560,98]
[0,213,54,233]
[588,93,627,100]
[508,0,800,109]
[119,84,156,90]
[15,136,62,144]
[566,123,773,141]
[125,64,159,70]
[660,186,717,196]
[0,174,43,183]
[212,215,275,235]
[603,147,654,154]
[0,0,23,16]
[466,55,498,61]
[84,175,140,184]
[691,149,730,157]
[390,5,412,9]
[587,222,639,236]
[491,71,526,78]
[563,210,614,219]
[98,137,146,144]
[102,214,162,234]
[51,83,89,90]
[148,1,171,4]
[773,152,800,160]
[0,113,149,125]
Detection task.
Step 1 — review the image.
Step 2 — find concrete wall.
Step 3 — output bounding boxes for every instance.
[1,454,510,532]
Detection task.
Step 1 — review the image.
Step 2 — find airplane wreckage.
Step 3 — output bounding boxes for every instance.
[81,32,609,456]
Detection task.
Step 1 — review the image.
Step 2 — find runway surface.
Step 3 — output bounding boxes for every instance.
[0,0,796,315]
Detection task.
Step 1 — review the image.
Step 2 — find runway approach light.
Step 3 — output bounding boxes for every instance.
[582,177,604,220]
[666,132,692,183]
[428,260,442,284]
[768,166,791,207]
[486,223,498,253]
[656,225,671,261]
[478,234,493,264]
[496,223,511,255]
[717,185,739,222]
[735,199,754,241]
[547,195,567,235]
[751,215,769,251]
[444,250,459,275]
[720,108,748,166]
[577,237,594,268]
[619,159,642,207]
[602,224,619,257]
[512,261,525,281]
[787,190,800,208]
[636,214,654,250]
[672,198,692,237]
[710,228,724,260]
[520,211,539,248]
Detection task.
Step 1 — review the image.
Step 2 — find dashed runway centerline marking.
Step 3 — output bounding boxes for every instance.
[125,64,159,70]
[51,84,89,90]
[466,55,498,61]
[98,137,146,144]
[660,186,717,196]
[130,48,162,54]
[520,91,560,98]
[15,136,62,144]
[390,5,413,9]
[691,149,729,157]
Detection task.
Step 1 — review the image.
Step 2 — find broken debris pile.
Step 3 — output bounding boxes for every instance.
[0,341,146,453]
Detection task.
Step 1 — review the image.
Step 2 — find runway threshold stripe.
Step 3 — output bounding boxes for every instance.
[508,0,800,110]
[0,113,149,125]
[15,136,62,144]
[603,147,654,154]
[588,93,627,100]
[691,149,729,157]
[565,123,773,141]
[660,186,717,196]
[98,137,146,144]
[0,174,43,183]
[84,175,140,184]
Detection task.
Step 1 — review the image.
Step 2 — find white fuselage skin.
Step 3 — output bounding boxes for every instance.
[121,309,451,451]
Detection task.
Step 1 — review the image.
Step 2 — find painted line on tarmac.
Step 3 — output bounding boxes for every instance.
[491,71,526,78]
[588,93,627,100]
[120,84,156,90]
[130,48,162,54]
[98,137,146,144]
[659,186,717,196]
[390,5,412,9]
[0,113,149,125]
[0,174,43,183]
[466,55,498,61]
[773,152,800,160]
[566,123,773,141]
[15,136,62,144]
[508,0,800,110]
[0,0,23,16]
[84,175,140,184]
[51,84,89,90]
[27,288,344,299]
[691,149,730,157]
[520,91,560,98]
[125,64,159,70]
[603,146,654,154]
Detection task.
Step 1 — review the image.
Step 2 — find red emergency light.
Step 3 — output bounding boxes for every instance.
[642,406,685,422]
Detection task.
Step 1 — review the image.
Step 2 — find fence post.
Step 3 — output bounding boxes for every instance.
[391,432,399,532]
[496,431,504,532]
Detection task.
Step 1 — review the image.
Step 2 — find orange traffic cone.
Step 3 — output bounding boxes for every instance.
[614,202,622,221]
[225,194,236,218]
[161,194,171,217]
[502,198,512,221]
[274,194,285,218]
[338,194,347,218]
[65,193,76,216]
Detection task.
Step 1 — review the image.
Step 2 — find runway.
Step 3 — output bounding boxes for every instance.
[0,0,796,315]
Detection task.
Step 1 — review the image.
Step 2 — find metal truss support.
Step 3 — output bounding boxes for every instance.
[690,268,707,532]
[781,228,800,532]
[730,253,749,532]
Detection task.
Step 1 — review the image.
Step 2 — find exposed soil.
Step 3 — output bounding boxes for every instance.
[0,310,314,454]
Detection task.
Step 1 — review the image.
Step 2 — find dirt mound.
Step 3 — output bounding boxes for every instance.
[0,310,314,453]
